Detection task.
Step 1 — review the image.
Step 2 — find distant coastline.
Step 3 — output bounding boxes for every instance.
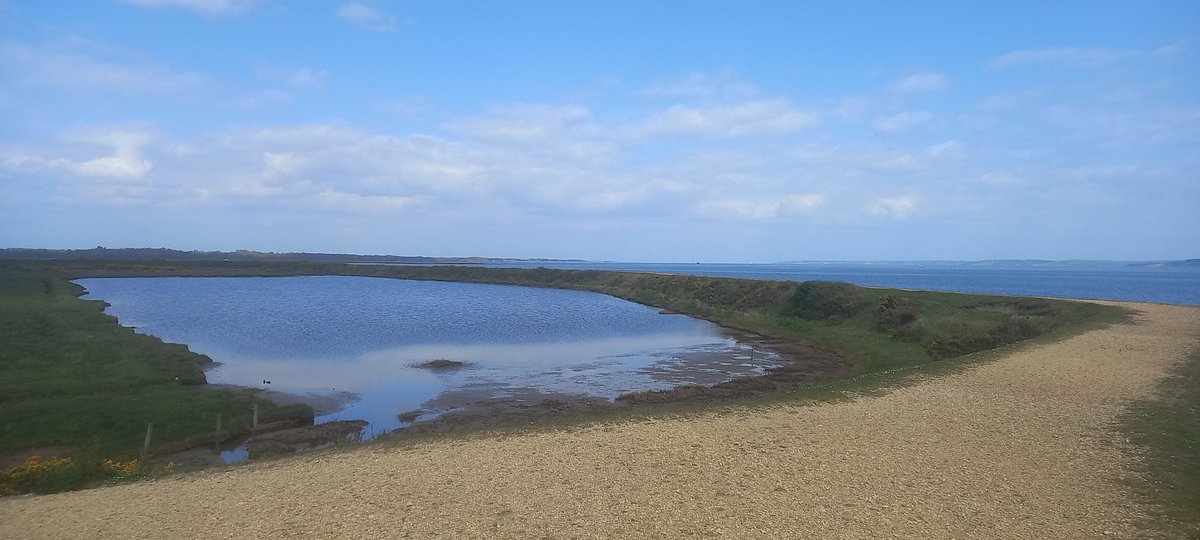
[774,259,1200,268]
[0,247,1195,268]
[0,247,586,265]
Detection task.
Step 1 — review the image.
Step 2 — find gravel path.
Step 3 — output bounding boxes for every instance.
[3,301,1197,539]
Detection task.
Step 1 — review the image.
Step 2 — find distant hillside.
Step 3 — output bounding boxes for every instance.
[779,259,1200,268]
[0,247,583,265]
[1128,259,1200,268]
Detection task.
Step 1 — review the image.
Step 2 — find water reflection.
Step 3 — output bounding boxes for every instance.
[77,276,782,439]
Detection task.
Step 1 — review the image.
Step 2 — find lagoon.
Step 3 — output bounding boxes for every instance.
[76,276,778,438]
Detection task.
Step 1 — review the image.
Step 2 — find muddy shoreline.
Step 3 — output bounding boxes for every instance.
[249,329,848,444]
[155,327,847,467]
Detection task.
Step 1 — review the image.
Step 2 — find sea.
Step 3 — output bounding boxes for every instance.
[483,261,1200,306]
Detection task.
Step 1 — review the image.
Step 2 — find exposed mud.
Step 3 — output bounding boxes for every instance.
[396,331,848,435]
[245,420,368,457]
[172,330,846,461]
[617,333,847,404]
[415,359,466,370]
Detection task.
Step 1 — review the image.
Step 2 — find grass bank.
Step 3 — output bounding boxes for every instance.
[0,267,311,493]
[334,264,1126,375]
[1123,346,1200,537]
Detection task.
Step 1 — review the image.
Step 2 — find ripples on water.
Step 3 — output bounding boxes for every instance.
[77,276,780,439]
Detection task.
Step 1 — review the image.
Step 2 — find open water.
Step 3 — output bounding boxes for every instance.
[76,276,778,441]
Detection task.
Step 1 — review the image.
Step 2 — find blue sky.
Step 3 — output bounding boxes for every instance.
[1,1,1196,262]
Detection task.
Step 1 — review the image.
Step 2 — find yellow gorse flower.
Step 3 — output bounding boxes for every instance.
[3,455,175,496]
[102,458,141,476]
[1,455,74,495]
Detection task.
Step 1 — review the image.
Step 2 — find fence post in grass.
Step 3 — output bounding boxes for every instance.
[252,402,259,430]
[141,422,153,461]
[214,413,222,452]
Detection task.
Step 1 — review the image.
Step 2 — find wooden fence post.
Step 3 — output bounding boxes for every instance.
[214,414,222,452]
[141,422,153,461]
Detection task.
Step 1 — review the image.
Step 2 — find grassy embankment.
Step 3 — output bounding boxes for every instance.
[330,264,1128,376]
[1,259,1127,494]
[1123,347,1200,536]
[0,266,311,494]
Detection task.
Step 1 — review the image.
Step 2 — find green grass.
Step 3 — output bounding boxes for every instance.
[1123,347,1200,537]
[310,265,1121,375]
[0,269,312,463]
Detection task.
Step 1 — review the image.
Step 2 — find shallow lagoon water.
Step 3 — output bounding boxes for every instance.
[77,276,779,440]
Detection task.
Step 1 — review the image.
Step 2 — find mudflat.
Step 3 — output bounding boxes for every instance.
[2,301,1196,539]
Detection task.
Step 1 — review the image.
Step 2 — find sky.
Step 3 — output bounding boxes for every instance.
[0,1,1197,262]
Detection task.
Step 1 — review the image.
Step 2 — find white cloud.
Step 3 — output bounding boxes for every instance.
[977,90,1040,111]
[1152,38,1189,58]
[831,97,870,122]
[3,128,154,182]
[74,155,153,180]
[885,72,948,93]
[925,140,963,159]
[990,47,1132,69]
[872,111,931,133]
[1046,103,1200,146]
[691,198,781,220]
[867,195,918,219]
[637,72,759,100]
[447,104,593,142]
[0,39,206,96]
[256,65,329,89]
[444,104,615,168]
[781,194,824,213]
[337,2,396,31]
[980,173,1023,187]
[632,99,819,138]
[690,193,823,220]
[226,88,293,110]
[372,98,431,118]
[117,0,257,16]
[310,190,423,213]
[261,152,303,181]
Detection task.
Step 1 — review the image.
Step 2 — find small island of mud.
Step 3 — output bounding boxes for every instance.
[416,359,466,370]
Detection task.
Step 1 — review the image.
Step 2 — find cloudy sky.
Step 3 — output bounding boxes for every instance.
[1,1,1196,261]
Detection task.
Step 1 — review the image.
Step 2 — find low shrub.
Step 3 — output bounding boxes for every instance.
[878,295,921,341]
[0,454,174,496]
[786,281,869,321]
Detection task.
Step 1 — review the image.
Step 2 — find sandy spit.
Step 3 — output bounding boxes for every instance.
[2,301,1197,539]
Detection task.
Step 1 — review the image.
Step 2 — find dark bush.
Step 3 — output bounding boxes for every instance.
[878,294,922,341]
[786,281,869,320]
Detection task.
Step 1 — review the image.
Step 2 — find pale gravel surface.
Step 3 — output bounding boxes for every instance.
[3,301,1197,539]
